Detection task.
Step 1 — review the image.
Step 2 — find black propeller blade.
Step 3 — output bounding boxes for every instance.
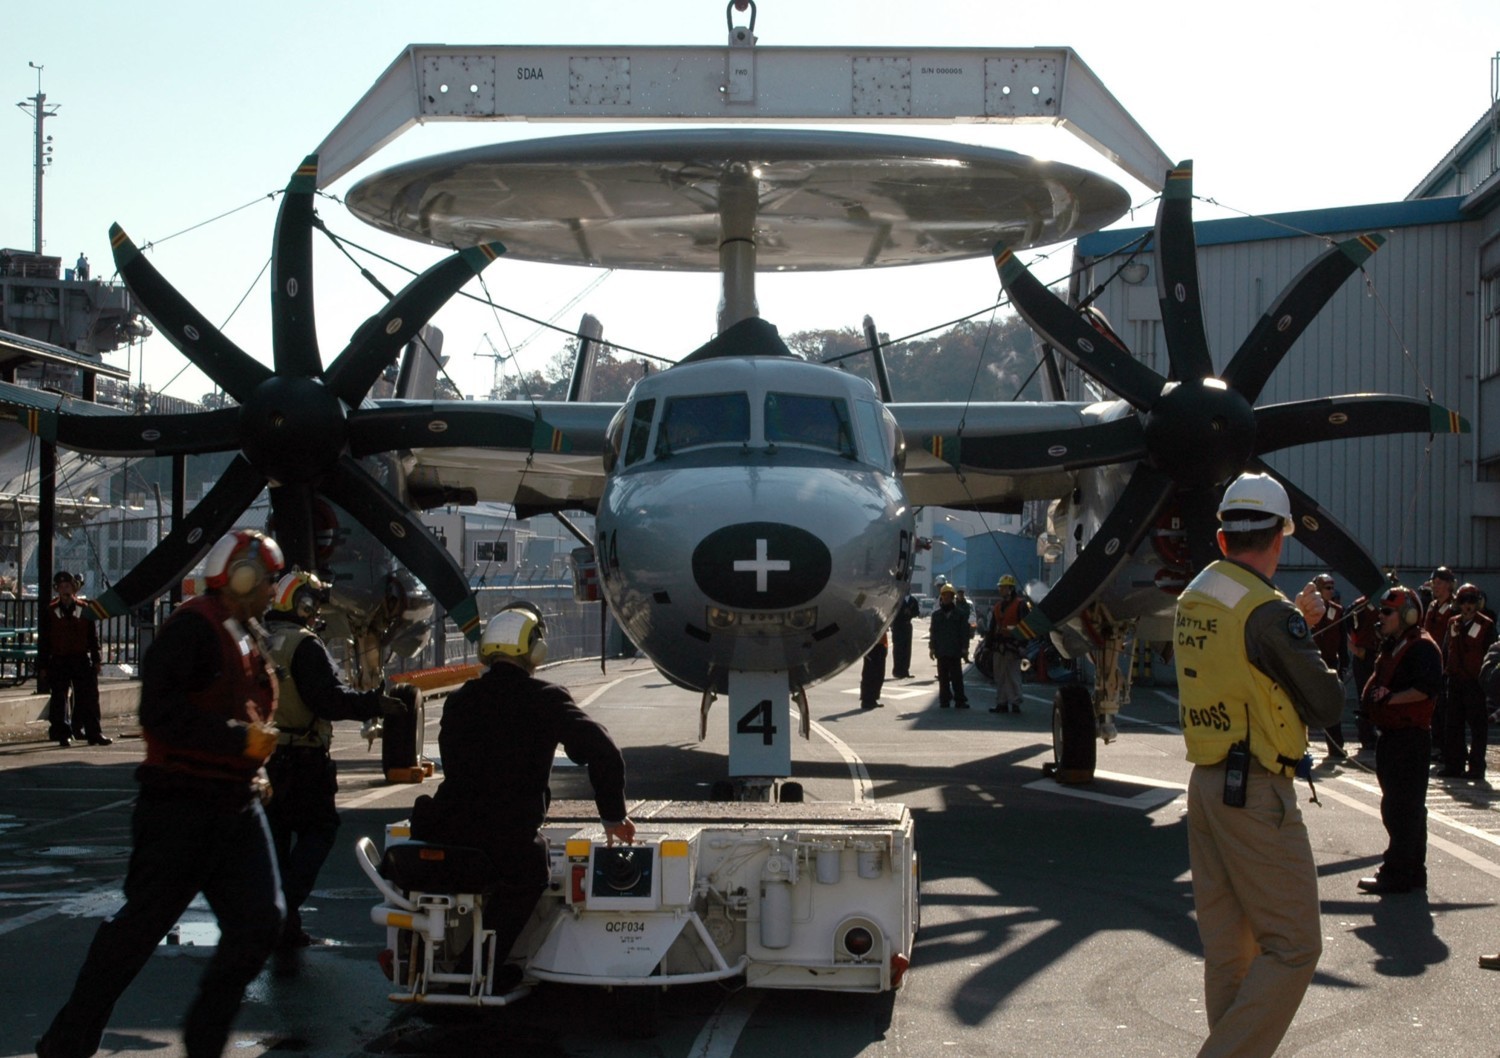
[1253,395,1468,455]
[1223,234,1385,402]
[320,455,482,639]
[324,242,506,406]
[1016,463,1175,641]
[1252,459,1389,601]
[269,481,319,574]
[109,225,272,402]
[38,407,242,458]
[1154,161,1214,382]
[995,247,1167,411]
[86,456,267,618]
[271,155,323,379]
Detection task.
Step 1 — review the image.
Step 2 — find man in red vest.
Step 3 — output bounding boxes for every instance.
[1438,583,1496,780]
[38,530,285,1058]
[46,570,105,746]
[1358,585,1445,894]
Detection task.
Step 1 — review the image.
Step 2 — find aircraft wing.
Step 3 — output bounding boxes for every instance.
[891,400,1124,511]
[396,399,619,517]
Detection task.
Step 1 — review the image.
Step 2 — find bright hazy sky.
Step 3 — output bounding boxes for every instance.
[5,1,1498,402]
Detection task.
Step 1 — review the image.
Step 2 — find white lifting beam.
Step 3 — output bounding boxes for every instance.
[314,44,1171,192]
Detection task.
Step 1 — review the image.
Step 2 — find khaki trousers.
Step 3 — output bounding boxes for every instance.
[1186,761,1322,1058]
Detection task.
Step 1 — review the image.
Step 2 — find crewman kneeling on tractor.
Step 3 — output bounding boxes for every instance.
[264,570,417,951]
[408,601,635,992]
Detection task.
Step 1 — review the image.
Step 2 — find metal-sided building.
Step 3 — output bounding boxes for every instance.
[1070,98,1500,600]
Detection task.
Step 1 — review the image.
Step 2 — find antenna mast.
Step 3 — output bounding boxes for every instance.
[16,63,59,254]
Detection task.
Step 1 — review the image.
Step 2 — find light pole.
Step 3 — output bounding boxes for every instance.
[17,62,59,254]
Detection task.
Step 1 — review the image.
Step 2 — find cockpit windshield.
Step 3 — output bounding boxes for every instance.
[656,393,751,456]
[765,392,856,458]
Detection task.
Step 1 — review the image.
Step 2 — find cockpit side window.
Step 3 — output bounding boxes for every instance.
[765,392,856,458]
[623,398,656,466]
[656,393,750,456]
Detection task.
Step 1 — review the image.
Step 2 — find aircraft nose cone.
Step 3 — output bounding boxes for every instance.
[692,522,831,609]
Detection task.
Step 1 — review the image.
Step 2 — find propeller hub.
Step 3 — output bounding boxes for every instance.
[240,375,348,483]
[1142,378,1256,488]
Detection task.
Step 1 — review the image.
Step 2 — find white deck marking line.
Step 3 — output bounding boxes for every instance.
[688,989,762,1058]
[1336,773,1500,851]
[1022,766,1187,810]
[839,686,930,700]
[809,720,873,802]
[1318,780,1500,881]
[0,885,121,937]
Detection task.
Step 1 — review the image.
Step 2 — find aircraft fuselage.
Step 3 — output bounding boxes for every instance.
[596,356,915,693]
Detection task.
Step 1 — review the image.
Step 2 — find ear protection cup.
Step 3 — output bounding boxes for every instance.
[227,558,265,596]
[1380,587,1422,628]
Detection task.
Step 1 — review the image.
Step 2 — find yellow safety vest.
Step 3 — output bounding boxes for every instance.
[1175,560,1309,776]
[268,623,331,750]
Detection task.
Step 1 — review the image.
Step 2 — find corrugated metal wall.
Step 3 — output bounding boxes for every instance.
[1075,216,1485,592]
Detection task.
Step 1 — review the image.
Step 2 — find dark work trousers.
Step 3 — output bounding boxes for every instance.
[935,654,968,707]
[487,834,551,969]
[1431,687,1448,761]
[1374,726,1431,887]
[48,655,100,741]
[890,623,913,677]
[264,747,341,937]
[1442,681,1488,778]
[1352,656,1377,746]
[859,643,888,707]
[38,793,283,1058]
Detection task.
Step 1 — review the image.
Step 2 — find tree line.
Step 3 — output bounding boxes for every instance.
[484,312,1053,404]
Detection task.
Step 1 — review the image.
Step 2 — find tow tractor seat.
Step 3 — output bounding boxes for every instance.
[379,842,496,894]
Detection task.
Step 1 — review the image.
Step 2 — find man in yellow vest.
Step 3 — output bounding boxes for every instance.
[1174,473,1345,1058]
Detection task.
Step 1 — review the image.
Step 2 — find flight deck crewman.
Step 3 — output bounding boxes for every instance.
[37,529,285,1058]
[263,570,417,951]
[1173,473,1344,1058]
[409,600,634,992]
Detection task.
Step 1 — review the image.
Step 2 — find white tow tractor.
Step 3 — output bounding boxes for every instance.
[356,799,918,1006]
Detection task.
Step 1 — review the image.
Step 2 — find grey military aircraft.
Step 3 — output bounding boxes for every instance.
[0,130,1465,794]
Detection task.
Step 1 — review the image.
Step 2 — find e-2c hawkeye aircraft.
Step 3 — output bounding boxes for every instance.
[0,120,1464,797]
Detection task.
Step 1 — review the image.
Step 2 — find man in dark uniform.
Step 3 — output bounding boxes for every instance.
[859,631,888,709]
[1424,566,1458,762]
[37,529,285,1058]
[1438,583,1496,781]
[263,570,415,950]
[410,601,634,988]
[46,570,105,746]
[890,593,920,678]
[1359,584,1445,894]
[927,584,970,709]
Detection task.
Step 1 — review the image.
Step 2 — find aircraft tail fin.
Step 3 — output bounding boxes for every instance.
[566,314,605,402]
[861,315,893,402]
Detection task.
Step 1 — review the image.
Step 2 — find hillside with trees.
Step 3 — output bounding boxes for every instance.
[487,310,1052,404]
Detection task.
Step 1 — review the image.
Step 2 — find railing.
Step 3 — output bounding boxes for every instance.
[0,598,145,683]
[424,585,629,671]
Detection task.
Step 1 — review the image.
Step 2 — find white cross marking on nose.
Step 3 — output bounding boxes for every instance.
[733,539,790,592]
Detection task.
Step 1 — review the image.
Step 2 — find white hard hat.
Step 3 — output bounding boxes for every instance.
[478,602,547,667]
[1217,473,1293,536]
